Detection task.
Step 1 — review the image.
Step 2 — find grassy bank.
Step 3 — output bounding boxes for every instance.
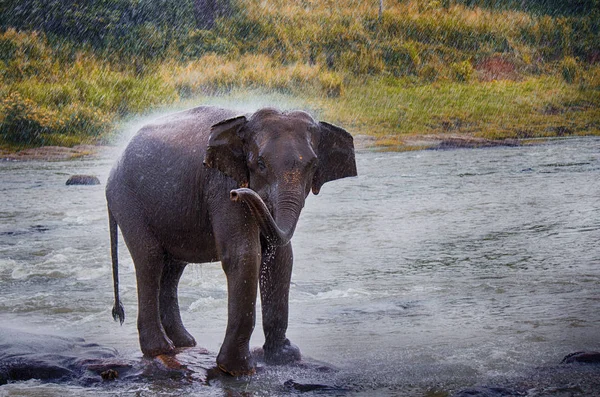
[1,0,599,150]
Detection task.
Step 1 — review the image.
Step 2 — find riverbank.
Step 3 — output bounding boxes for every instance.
[0,145,112,161]
[0,134,525,161]
[0,133,570,161]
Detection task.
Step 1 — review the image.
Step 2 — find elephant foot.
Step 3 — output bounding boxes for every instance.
[139,331,176,357]
[263,339,301,365]
[217,346,256,377]
[166,328,197,349]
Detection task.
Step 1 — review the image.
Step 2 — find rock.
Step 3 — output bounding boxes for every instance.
[0,224,50,237]
[453,386,526,397]
[561,351,600,364]
[0,327,230,386]
[100,369,119,381]
[66,175,101,185]
[283,379,349,393]
[0,328,135,386]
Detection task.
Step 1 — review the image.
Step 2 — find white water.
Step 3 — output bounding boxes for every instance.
[1,137,599,396]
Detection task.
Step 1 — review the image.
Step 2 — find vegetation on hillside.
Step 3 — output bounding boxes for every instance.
[1,0,599,149]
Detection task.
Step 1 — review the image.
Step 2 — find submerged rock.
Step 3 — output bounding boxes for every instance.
[561,351,600,364]
[0,328,260,386]
[0,328,338,388]
[283,379,349,393]
[66,175,101,185]
[453,386,526,397]
[0,328,237,386]
[0,328,135,385]
[0,328,222,385]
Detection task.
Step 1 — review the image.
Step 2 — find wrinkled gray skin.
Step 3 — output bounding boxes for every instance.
[106,106,357,376]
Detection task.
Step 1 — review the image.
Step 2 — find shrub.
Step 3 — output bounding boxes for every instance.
[419,64,439,82]
[520,15,576,60]
[560,56,579,83]
[380,40,421,77]
[102,74,177,115]
[450,60,475,82]
[0,91,115,145]
[338,47,385,76]
[16,80,78,108]
[578,65,600,90]
[0,33,18,62]
[180,29,238,59]
[59,103,112,137]
[0,92,57,144]
[0,29,55,81]
[1,0,196,55]
[319,71,345,97]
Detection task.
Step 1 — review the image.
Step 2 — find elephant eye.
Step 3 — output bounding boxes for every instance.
[257,157,267,171]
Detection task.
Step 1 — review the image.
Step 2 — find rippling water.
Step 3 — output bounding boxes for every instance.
[1,137,599,396]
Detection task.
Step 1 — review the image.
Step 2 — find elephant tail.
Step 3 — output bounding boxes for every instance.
[109,208,125,325]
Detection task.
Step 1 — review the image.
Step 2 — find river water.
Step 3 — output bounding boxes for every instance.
[1,137,599,396]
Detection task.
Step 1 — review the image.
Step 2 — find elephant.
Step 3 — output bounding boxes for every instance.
[105,106,357,376]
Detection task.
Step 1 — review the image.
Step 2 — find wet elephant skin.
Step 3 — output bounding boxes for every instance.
[105,106,357,376]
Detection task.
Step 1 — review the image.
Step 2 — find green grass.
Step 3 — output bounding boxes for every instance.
[1,0,599,151]
[308,73,600,142]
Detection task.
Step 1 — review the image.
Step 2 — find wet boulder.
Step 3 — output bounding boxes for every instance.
[561,351,600,364]
[0,328,220,386]
[66,175,100,186]
[0,327,342,391]
[0,328,134,385]
[453,386,526,397]
[284,379,348,393]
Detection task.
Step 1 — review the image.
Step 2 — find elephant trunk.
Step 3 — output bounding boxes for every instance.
[230,188,300,247]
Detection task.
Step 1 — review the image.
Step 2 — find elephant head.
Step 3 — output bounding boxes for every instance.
[203,108,357,246]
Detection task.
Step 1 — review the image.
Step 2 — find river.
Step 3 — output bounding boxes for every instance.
[1,137,599,396]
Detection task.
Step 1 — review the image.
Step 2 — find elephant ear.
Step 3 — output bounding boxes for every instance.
[312,121,357,195]
[204,115,249,187]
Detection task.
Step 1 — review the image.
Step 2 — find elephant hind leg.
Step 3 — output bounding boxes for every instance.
[159,258,196,348]
[109,191,174,357]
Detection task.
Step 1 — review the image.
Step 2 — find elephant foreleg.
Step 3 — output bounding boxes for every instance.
[216,234,262,376]
[259,242,301,364]
[159,259,196,348]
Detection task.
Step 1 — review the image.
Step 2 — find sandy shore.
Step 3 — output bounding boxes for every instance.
[0,145,113,161]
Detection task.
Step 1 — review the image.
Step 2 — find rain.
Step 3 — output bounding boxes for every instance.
[1,0,600,396]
